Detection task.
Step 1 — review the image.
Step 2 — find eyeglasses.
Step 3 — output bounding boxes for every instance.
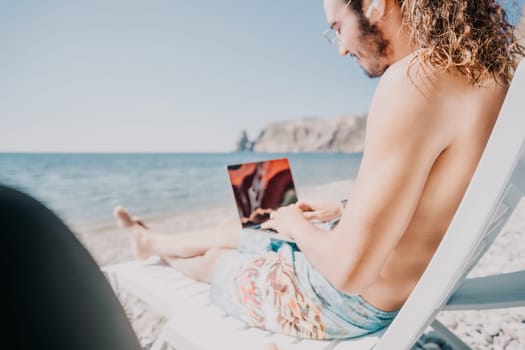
[322,0,353,49]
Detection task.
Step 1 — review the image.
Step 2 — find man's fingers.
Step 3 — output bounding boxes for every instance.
[261,220,274,230]
[296,200,313,211]
[303,210,329,220]
[303,211,317,219]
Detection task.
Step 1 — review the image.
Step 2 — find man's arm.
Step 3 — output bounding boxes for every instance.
[295,67,449,294]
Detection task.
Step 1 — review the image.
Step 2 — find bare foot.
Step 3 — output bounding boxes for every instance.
[114,206,153,260]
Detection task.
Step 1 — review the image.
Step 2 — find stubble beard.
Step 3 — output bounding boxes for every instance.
[355,11,391,78]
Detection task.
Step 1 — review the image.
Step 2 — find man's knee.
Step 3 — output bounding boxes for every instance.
[218,217,238,228]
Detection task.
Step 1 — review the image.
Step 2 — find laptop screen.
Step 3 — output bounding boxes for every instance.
[227,158,298,228]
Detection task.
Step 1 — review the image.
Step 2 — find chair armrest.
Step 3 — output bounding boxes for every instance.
[444,270,525,311]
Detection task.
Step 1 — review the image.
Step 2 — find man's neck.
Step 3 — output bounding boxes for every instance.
[380,6,414,66]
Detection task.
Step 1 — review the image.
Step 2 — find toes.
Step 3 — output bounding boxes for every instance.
[113,205,126,219]
[132,216,149,229]
[114,206,135,228]
[114,206,149,230]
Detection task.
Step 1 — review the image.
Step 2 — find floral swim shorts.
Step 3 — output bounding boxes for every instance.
[209,229,399,340]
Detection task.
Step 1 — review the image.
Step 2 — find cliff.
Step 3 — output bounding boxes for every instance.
[237,114,367,153]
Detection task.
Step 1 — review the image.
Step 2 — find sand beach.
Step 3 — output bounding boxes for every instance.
[74,179,525,350]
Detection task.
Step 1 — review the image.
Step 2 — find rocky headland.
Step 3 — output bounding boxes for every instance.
[237,114,367,153]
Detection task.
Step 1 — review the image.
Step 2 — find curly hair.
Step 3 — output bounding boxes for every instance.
[399,0,525,86]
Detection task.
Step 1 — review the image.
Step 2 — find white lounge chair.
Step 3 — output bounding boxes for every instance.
[102,60,525,350]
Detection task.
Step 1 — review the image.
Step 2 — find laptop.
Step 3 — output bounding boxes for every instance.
[227,157,300,247]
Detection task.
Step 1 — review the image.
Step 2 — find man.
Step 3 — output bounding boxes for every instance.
[115,0,524,340]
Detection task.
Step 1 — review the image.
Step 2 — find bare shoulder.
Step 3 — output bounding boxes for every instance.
[371,54,440,120]
[366,54,451,151]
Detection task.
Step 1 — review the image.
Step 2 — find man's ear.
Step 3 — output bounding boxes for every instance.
[366,0,386,20]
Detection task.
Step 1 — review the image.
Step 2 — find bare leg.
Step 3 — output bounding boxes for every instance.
[114,206,241,259]
[163,247,232,283]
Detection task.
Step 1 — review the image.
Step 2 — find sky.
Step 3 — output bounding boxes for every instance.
[2,0,524,153]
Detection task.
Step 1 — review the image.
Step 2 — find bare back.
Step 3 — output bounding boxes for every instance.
[359,57,508,311]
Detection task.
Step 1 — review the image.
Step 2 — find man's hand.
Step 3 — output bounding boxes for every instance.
[297,198,344,222]
[261,203,312,239]
[241,207,273,225]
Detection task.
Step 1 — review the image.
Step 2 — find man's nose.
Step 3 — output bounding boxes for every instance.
[339,45,350,57]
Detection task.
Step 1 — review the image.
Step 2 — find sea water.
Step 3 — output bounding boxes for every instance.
[0,152,362,228]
